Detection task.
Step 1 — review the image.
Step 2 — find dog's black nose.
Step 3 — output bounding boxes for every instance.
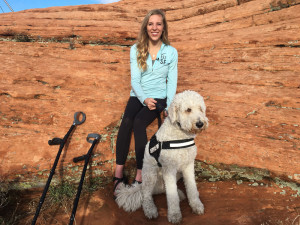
[196,121,204,128]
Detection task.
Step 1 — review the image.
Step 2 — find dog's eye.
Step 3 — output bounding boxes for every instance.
[186,108,192,113]
[199,107,203,112]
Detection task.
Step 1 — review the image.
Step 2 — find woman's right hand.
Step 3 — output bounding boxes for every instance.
[144,98,157,110]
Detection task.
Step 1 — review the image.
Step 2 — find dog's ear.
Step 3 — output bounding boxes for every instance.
[168,100,178,124]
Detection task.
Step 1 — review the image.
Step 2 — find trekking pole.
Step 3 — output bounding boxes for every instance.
[69,133,101,225]
[31,112,86,225]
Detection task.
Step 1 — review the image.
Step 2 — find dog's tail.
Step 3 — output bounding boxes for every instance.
[115,183,142,212]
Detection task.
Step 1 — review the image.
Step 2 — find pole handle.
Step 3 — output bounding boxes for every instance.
[48,138,63,145]
[86,133,101,143]
[73,133,101,162]
[73,112,86,125]
[73,155,86,163]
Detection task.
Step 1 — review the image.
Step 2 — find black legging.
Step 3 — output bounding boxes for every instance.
[116,97,166,169]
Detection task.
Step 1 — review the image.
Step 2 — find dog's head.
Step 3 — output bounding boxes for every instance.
[168,90,208,134]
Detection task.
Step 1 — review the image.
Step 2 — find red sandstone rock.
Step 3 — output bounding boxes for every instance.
[0,0,299,185]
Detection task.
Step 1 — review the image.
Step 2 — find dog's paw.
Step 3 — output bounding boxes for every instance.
[143,200,158,219]
[168,211,182,224]
[191,200,204,215]
[144,207,158,219]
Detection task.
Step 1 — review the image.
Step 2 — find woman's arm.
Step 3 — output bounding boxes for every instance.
[130,45,147,104]
[166,48,178,110]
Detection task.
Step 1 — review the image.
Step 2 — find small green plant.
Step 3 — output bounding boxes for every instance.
[14,33,31,42]
[0,180,9,224]
[0,180,24,225]
[83,176,110,193]
[0,186,9,209]
[269,1,290,11]
[48,181,76,204]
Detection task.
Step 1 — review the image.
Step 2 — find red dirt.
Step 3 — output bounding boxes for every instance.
[26,180,300,225]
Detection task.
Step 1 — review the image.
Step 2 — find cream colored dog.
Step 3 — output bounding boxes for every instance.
[116,90,209,224]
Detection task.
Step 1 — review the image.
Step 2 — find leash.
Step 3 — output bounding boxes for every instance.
[154,99,165,129]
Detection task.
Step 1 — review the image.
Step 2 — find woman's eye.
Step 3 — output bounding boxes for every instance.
[186,108,192,113]
[148,23,162,26]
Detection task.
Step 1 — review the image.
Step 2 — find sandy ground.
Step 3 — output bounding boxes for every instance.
[22,180,300,225]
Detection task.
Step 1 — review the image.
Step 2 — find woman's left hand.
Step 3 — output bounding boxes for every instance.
[144,98,157,110]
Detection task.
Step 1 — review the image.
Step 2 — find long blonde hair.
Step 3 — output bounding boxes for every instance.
[136,9,170,71]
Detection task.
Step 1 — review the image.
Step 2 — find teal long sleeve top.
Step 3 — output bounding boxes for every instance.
[129,43,178,110]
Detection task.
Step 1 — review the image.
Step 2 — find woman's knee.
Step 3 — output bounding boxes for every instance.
[121,116,134,128]
[133,117,147,132]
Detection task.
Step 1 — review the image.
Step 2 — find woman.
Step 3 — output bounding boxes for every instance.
[113,9,178,197]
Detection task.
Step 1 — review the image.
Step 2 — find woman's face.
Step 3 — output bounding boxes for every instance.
[147,14,164,43]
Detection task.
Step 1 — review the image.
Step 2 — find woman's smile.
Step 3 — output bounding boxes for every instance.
[147,14,164,42]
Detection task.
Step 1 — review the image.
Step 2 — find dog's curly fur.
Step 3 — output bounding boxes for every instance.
[115,90,209,224]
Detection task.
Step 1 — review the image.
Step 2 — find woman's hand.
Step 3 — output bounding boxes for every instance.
[144,98,157,110]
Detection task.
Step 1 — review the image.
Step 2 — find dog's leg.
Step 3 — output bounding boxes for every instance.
[182,162,204,215]
[142,166,159,219]
[176,172,186,201]
[153,172,186,202]
[163,168,182,224]
[152,170,165,194]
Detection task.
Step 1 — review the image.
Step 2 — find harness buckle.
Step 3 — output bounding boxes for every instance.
[150,144,159,153]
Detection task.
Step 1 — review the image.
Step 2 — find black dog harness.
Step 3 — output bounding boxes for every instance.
[149,134,195,167]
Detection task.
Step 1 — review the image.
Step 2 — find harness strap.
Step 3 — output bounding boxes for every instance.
[149,135,162,167]
[162,138,195,149]
[149,134,195,167]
